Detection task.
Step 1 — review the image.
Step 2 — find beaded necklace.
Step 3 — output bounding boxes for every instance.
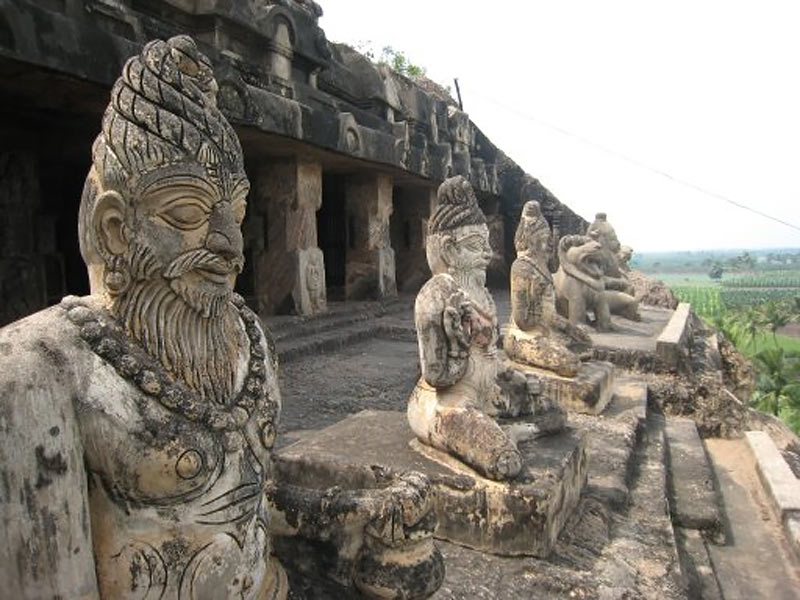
[60,293,277,454]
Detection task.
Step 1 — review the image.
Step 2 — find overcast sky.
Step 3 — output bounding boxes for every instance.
[320,0,800,252]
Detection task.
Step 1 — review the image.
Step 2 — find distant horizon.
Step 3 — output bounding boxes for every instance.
[633,247,800,255]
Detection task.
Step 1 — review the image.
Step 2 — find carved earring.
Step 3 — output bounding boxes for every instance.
[104,255,131,296]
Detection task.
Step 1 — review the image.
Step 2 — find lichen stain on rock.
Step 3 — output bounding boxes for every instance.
[0,383,14,433]
[34,444,68,489]
[41,507,59,567]
[1,469,10,503]
[22,478,37,520]
[36,337,69,370]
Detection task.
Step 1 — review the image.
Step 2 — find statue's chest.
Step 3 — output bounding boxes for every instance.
[466,289,498,348]
[77,356,271,507]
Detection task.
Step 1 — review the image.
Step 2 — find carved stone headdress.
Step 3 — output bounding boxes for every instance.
[428,175,486,235]
[79,35,245,267]
[514,200,550,253]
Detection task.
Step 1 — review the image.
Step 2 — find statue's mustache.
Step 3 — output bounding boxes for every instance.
[162,248,244,280]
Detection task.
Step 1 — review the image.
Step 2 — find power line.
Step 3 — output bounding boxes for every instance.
[460,85,800,234]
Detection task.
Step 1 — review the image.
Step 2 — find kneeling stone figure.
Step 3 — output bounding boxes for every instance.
[408,177,565,481]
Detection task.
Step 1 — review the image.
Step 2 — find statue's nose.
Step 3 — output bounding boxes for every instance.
[206,203,243,264]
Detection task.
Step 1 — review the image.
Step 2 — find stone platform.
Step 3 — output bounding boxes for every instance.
[276,410,587,557]
[509,359,615,415]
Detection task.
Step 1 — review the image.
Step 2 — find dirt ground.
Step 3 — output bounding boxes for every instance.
[278,337,419,442]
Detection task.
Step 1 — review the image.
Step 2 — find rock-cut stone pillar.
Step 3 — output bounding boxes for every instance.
[344,173,397,300]
[252,158,326,315]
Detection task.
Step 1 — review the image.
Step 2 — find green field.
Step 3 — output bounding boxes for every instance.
[645,261,800,434]
[669,284,725,319]
[721,270,800,288]
[737,332,800,357]
[652,271,800,320]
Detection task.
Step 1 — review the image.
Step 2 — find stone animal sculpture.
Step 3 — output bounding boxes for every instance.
[504,201,591,377]
[407,177,565,482]
[586,212,639,312]
[554,234,640,330]
[554,234,613,331]
[0,35,441,600]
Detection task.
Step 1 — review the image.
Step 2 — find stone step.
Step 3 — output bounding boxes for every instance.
[664,417,724,542]
[590,411,686,599]
[663,417,725,599]
[569,375,648,509]
[275,320,383,364]
[264,298,409,343]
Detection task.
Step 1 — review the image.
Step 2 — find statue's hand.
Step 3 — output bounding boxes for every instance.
[366,472,433,546]
[443,292,472,356]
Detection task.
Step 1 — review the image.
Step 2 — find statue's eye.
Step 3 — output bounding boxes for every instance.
[461,236,489,252]
[159,201,210,230]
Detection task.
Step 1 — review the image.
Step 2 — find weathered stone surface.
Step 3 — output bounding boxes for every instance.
[588,305,677,371]
[510,359,616,415]
[673,527,724,600]
[664,417,723,542]
[657,302,693,370]
[786,515,800,561]
[294,247,327,315]
[251,158,325,315]
[570,377,647,508]
[345,174,397,300]
[277,410,587,557]
[747,431,800,520]
[629,269,679,309]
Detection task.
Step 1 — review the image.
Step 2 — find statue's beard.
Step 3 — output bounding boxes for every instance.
[111,243,241,405]
[451,264,487,293]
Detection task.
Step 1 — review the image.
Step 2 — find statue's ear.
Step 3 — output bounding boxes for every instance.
[441,234,457,266]
[93,190,128,258]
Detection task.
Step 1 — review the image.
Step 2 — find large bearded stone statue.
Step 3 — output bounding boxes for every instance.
[407,177,565,482]
[0,35,287,600]
[0,36,441,600]
[504,201,591,377]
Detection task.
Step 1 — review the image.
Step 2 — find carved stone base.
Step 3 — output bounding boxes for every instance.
[511,360,615,415]
[277,410,587,557]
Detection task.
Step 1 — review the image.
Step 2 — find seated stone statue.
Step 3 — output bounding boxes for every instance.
[407,177,565,482]
[0,36,440,600]
[504,201,591,377]
[554,234,639,331]
[586,212,639,313]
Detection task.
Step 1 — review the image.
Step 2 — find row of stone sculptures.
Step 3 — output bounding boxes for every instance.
[407,176,639,481]
[0,35,641,598]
